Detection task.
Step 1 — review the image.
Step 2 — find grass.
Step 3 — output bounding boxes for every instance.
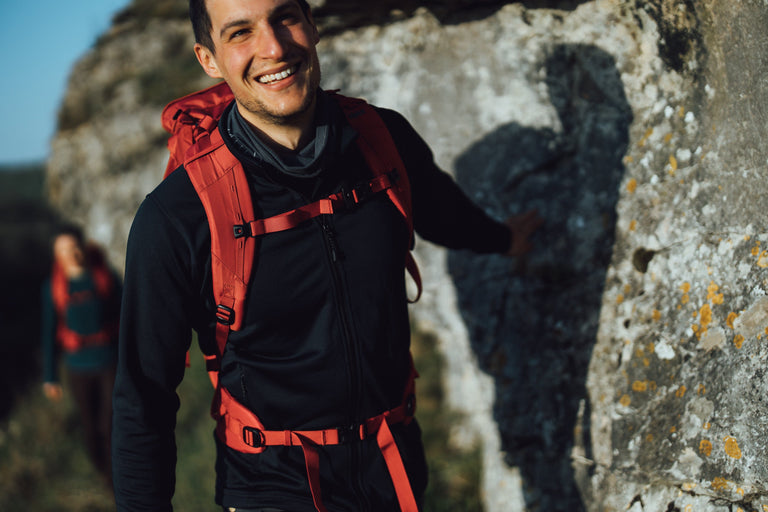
[0,329,482,511]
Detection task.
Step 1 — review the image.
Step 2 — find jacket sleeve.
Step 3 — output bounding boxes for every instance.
[378,109,511,254]
[40,279,59,383]
[112,188,199,511]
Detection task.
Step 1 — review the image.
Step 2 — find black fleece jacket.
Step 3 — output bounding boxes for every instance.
[112,98,510,511]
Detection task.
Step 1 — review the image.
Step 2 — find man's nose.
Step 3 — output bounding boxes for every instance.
[255,23,287,60]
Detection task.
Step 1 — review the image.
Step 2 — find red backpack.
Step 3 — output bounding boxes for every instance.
[161,82,421,512]
[51,244,118,353]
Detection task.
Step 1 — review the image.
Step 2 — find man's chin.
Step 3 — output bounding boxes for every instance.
[257,92,317,125]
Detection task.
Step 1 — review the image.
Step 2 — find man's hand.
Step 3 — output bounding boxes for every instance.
[43,382,63,402]
[505,209,543,257]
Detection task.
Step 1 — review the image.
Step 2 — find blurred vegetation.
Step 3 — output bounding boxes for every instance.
[0,165,57,420]
[0,328,481,510]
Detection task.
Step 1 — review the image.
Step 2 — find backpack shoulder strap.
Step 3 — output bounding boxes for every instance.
[332,94,422,302]
[50,262,68,314]
[184,127,255,360]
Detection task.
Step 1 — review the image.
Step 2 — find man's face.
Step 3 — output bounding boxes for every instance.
[53,235,85,271]
[195,0,321,129]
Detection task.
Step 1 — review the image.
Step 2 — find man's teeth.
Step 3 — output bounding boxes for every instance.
[258,66,297,84]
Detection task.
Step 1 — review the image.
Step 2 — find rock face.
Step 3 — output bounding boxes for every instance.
[47,0,768,510]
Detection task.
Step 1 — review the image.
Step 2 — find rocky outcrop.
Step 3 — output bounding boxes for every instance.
[47,0,768,510]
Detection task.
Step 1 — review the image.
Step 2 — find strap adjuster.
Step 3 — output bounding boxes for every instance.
[243,426,265,448]
[216,304,235,326]
[233,223,251,239]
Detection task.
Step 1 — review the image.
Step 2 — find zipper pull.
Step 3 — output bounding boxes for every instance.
[322,221,344,262]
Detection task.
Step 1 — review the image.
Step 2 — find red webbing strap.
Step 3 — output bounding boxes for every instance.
[240,172,396,238]
[335,95,422,303]
[296,436,330,512]
[213,361,419,512]
[375,418,419,512]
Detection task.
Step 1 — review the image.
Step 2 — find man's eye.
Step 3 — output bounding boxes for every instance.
[278,13,300,25]
[230,28,250,39]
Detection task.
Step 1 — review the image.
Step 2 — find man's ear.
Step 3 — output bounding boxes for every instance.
[194,43,223,79]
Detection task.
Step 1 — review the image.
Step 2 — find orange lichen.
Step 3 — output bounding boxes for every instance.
[619,394,632,407]
[758,250,768,268]
[652,310,662,322]
[629,220,637,231]
[617,294,625,305]
[700,439,713,456]
[699,304,712,331]
[675,385,687,398]
[726,312,738,329]
[680,282,691,293]
[627,178,638,193]
[752,242,761,256]
[698,385,707,396]
[632,380,648,392]
[663,133,673,143]
[668,155,678,174]
[707,282,724,305]
[638,127,654,147]
[711,477,730,491]
[733,334,745,349]
[724,436,742,459]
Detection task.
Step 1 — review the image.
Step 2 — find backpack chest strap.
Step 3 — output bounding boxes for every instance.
[234,171,399,239]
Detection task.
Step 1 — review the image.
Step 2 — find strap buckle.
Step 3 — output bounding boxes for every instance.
[337,424,365,444]
[216,304,235,326]
[243,426,265,448]
[341,183,374,210]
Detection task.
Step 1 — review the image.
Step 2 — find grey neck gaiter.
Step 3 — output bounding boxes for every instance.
[225,89,334,178]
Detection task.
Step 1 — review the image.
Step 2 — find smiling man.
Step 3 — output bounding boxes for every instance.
[111,0,541,511]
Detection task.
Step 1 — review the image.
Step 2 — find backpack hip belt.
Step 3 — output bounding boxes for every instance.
[211,360,420,512]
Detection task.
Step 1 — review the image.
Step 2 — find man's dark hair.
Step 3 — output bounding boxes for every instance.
[53,223,85,248]
[190,0,312,53]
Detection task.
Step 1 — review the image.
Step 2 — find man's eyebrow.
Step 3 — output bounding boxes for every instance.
[218,2,301,38]
[269,1,301,18]
[220,19,251,38]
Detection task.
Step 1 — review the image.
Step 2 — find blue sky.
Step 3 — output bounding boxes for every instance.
[0,1,130,165]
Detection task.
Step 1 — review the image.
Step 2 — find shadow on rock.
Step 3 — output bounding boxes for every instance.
[448,44,632,510]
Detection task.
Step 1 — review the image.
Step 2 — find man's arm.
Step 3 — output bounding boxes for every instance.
[40,280,63,400]
[112,192,198,511]
[378,108,540,254]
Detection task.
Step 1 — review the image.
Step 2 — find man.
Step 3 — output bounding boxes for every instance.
[41,224,120,487]
[112,0,541,510]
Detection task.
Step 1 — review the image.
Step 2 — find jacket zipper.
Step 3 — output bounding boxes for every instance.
[319,215,370,511]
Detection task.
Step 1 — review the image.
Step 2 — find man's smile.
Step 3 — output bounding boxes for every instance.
[257,64,298,84]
